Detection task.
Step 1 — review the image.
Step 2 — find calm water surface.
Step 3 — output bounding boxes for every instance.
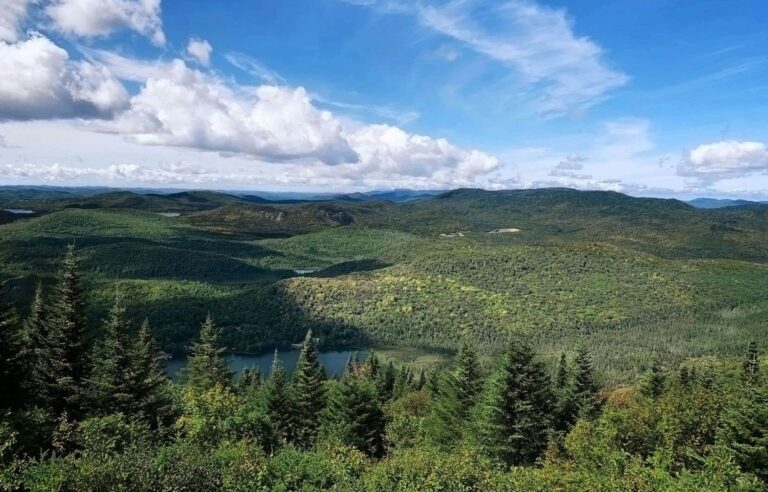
[165,349,367,380]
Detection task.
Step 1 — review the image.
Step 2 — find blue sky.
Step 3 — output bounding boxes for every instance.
[1,0,767,198]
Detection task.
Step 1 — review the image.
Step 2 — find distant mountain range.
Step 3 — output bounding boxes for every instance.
[686,198,768,209]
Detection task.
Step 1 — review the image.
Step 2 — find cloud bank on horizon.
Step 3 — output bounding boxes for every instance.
[0,0,767,197]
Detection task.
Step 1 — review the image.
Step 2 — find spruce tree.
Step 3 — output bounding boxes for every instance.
[743,341,759,383]
[21,281,48,398]
[474,337,555,466]
[323,370,386,457]
[427,341,481,446]
[555,352,569,390]
[132,319,175,428]
[717,386,768,482]
[454,340,481,409]
[38,245,90,417]
[639,357,666,398]
[237,365,263,396]
[88,294,139,416]
[572,345,599,418]
[186,314,231,391]
[377,360,396,401]
[291,329,326,448]
[265,351,293,446]
[0,286,23,410]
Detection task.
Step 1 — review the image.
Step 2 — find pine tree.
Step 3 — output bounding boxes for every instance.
[21,281,48,398]
[291,329,326,448]
[572,345,600,418]
[323,370,386,457]
[186,314,232,391]
[454,340,481,409]
[427,341,481,446]
[473,337,555,467]
[555,352,569,390]
[237,365,264,396]
[717,386,768,482]
[743,341,759,383]
[377,360,396,401]
[265,351,293,446]
[38,245,90,417]
[639,357,666,398]
[88,294,139,416]
[363,352,380,379]
[132,319,175,428]
[0,286,23,410]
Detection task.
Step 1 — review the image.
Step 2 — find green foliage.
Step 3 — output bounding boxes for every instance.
[473,338,555,466]
[717,386,768,481]
[291,329,326,448]
[185,314,232,392]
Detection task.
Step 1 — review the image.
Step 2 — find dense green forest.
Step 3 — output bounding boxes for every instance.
[2,187,768,384]
[0,248,766,490]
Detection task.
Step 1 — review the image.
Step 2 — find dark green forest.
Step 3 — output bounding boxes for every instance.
[0,247,766,490]
[1,187,768,489]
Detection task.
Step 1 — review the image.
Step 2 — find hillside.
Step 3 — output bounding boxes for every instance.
[1,186,768,381]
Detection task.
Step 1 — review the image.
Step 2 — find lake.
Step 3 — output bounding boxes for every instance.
[164,349,368,380]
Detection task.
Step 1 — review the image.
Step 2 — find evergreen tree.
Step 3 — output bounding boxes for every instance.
[88,295,139,416]
[37,245,90,417]
[427,341,482,446]
[377,360,396,401]
[132,319,175,428]
[454,340,481,409]
[639,357,666,398]
[0,287,23,410]
[363,352,380,379]
[572,345,600,418]
[743,341,759,383]
[322,370,386,457]
[21,281,48,398]
[717,386,768,482]
[555,352,569,390]
[265,351,293,446]
[679,365,691,388]
[291,329,326,448]
[186,314,231,391]
[237,365,263,396]
[473,338,555,467]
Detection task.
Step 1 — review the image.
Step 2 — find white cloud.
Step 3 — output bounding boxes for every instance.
[225,52,286,85]
[0,0,33,42]
[0,34,129,120]
[352,0,627,116]
[347,124,499,181]
[186,37,212,66]
[101,60,358,164]
[46,0,165,45]
[680,140,768,182]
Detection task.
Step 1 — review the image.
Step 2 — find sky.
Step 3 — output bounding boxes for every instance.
[1,0,767,198]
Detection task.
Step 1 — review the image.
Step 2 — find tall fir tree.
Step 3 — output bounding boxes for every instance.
[427,341,481,446]
[717,386,768,482]
[572,345,600,418]
[555,352,569,390]
[21,281,48,399]
[88,295,139,416]
[322,369,386,457]
[291,329,326,448]
[37,245,90,417]
[132,319,176,428]
[186,314,232,391]
[265,350,293,446]
[742,341,759,383]
[473,337,555,467]
[0,286,23,410]
[237,365,264,396]
[639,357,666,398]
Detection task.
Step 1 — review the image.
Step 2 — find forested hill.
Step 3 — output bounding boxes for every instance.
[1,186,768,383]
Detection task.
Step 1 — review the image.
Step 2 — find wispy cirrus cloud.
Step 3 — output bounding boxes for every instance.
[344,0,628,116]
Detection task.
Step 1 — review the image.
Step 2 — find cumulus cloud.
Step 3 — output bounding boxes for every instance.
[680,140,768,182]
[100,60,358,164]
[0,0,33,42]
[46,0,165,45]
[186,37,212,66]
[0,34,129,120]
[347,124,499,181]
